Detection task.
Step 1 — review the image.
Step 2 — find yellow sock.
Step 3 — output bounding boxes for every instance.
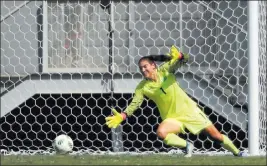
[163,133,187,148]
[221,135,240,155]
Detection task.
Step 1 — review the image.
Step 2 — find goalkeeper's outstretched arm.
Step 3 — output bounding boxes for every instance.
[105,82,145,128]
[123,81,145,116]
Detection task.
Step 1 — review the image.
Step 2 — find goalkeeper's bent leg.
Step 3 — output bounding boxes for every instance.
[163,133,187,148]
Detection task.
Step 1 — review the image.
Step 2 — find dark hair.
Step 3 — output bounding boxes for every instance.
[138,55,171,65]
[138,56,155,65]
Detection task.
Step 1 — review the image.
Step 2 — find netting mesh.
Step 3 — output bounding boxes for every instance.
[0,1,266,155]
[258,1,267,152]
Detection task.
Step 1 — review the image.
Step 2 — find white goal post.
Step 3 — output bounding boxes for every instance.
[1,1,266,156]
[248,1,266,156]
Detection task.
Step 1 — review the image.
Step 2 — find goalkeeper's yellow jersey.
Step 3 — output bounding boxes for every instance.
[124,57,197,120]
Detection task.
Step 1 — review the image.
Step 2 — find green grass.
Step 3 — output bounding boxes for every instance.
[1,154,266,165]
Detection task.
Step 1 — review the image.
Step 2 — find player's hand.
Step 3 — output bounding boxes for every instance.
[169,45,182,60]
[168,45,189,62]
[105,108,124,128]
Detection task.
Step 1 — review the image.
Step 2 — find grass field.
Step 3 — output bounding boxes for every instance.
[1,154,266,165]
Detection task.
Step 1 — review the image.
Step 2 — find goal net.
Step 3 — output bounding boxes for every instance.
[1,1,266,155]
[258,1,266,153]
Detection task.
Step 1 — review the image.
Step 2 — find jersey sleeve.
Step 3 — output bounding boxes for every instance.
[124,81,145,116]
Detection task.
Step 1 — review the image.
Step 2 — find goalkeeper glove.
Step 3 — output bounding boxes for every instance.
[105,108,127,128]
[169,45,189,62]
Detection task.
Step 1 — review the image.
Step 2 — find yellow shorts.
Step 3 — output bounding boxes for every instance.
[164,107,212,135]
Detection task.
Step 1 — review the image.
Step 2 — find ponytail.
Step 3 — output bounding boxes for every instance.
[146,54,172,62]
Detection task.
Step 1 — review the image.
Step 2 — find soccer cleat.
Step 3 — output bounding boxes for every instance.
[184,142,194,158]
[235,151,248,157]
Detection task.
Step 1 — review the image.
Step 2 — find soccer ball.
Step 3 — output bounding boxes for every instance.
[52,134,73,154]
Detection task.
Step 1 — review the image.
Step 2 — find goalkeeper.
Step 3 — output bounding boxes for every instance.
[105,45,246,157]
